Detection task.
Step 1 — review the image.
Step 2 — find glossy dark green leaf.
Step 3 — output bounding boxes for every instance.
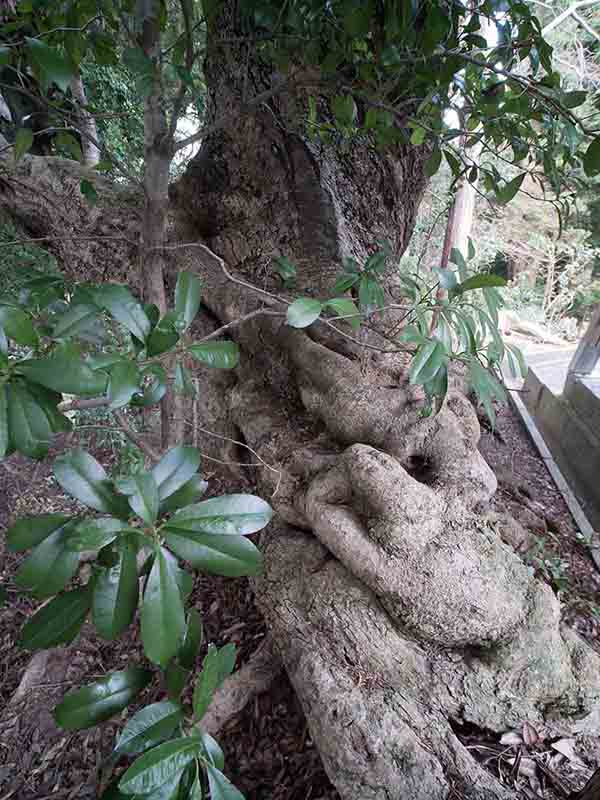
[165,531,262,578]
[66,517,125,552]
[19,355,107,395]
[115,701,183,757]
[55,131,83,162]
[193,644,236,722]
[119,737,202,796]
[188,342,240,369]
[7,512,72,552]
[15,521,80,597]
[147,312,182,357]
[286,298,322,329]
[205,765,244,800]
[160,476,208,514]
[14,128,34,161]
[0,385,7,459]
[332,273,359,295]
[93,541,139,639]
[92,285,151,343]
[175,272,202,330]
[179,609,203,670]
[174,363,197,397]
[358,275,384,316]
[152,447,201,502]
[583,134,600,177]
[7,382,52,458]
[108,362,141,409]
[141,547,186,667]
[200,731,224,771]
[54,449,130,517]
[167,495,272,536]
[19,585,91,650]
[0,305,38,346]
[54,666,152,730]
[118,473,159,525]
[26,37,75,92]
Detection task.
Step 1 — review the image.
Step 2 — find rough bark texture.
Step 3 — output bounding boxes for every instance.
[1,15,600,798]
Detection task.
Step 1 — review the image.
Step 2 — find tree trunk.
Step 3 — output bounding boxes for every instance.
[70,74,101,167]
[1,16,600,800]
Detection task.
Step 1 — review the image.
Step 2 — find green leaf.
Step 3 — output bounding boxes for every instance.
[332,274,359,295]
[495,173,525,204]
[65,517,126,552]
[152,446,201,502]
[15,521,80,597]
[7,383,52,459]
[54,666,152,730]
[166,660,189,701]
[108,362,140,409]
[19,355,108,395]
[200,731,224,771]
[54,449,130,517]
[286,298,323,329]
[179,609,203,670]
[358,275,384,316]
[147,312,182,357]
[458,273,507,292]
[0,385,7,460]
[160,476,208,514]
[583,134,600,177]
[19,585,91,650]
[131,364,167,407]
[188,341,240,369]
[193,644,236,721]
[119,737,202,796]
[410,126,426,145]
[80,179,98,205]
[468,360,506,426]
[141,547,186,667]
[424,147,442,177]
[115,701,184,757]
[165,530,262,578]
[55,131,83,162]
[562,90,587,109]
[121,473,159,525]
[0,305,38,346]
[409,340,446,385]
[174,362,197,397]
[14,128,34,161]
[332,94,356,126]
[26,37,75,92]
[273,256,297,283]
[166,495,272,536]
[53,305,102,340]
[175,272,202,330]
[325,298,360,330]
[7,513,71,552]
[205,765,244,800]
[93,541,139,640]
[92,285,151,343]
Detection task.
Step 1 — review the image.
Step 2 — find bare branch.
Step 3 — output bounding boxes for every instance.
[58,396,110,413]
[113,409,160,463]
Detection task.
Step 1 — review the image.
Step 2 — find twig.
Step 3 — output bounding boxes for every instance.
[113,409,160,463]
[57,396,110,413]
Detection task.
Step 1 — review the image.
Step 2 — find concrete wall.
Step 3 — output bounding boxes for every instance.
[522,369,600,529]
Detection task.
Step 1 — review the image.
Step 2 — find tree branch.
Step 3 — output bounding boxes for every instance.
[113,409,160,463]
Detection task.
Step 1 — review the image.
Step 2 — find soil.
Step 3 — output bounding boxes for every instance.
[1,398,599,800]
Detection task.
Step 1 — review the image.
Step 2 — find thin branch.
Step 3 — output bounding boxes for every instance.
[196,309,284,342]
[113,409,160,463]
[57,396,110,413]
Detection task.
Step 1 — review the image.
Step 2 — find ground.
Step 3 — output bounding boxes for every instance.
[0,397,599,800]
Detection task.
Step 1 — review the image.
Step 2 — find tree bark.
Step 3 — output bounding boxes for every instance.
[1,14,600,799]
[70,74,101,167]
